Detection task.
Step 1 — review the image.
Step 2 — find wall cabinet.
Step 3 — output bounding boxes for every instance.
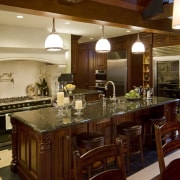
[73,42,107,89]
[94,52,107,70]
[153,34,180,47]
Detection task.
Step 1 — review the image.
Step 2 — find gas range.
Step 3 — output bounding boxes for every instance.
[0,96,52,114]
[0,96,52,147]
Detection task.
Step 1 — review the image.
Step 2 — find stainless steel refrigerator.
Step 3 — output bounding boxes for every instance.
[153,56,180,98]
[106,51,127,97]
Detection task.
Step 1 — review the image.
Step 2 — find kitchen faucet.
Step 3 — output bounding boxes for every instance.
[105,81,116,104]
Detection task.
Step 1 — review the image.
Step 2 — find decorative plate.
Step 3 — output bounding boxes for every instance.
[26,84,37,97]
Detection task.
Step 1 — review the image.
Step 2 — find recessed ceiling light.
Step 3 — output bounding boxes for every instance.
[126,30,131,33]
[65,21,70,25]
[16,15,24,19]
[89,37,94,40]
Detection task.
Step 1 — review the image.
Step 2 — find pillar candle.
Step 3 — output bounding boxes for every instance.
[75,100,82,110]
[57,92,64,106]
[64,97,70,104]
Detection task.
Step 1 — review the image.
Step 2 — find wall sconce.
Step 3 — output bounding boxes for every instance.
[95,25,111,53]
[45,18,63,51]
[131,33,145,54]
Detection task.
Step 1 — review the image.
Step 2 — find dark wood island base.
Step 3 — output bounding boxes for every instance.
[9,97,180,180]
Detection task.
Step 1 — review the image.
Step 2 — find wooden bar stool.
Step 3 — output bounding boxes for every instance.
[76,132,105,173]
[143,116,166,149]
[76,132,105,153]
[117,121,143,171]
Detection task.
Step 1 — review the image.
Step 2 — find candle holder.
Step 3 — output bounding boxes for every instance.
[64,96,71,112]
[71,94,86,115]
[57,104,65,116]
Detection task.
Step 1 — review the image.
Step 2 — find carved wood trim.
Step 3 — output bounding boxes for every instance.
[37,132,52,152]
[10,118,18,172]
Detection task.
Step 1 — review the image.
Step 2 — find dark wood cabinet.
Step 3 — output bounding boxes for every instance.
[94,118,112,145]
[72,33,155,91]
[71,35,81,85]
[74,42,107,89]
[10,99,179,180]
[129,53,143,88]
[164,102,177,122]
[76,46,89,89]
[153,33,180,47]
[53,128,71,180]
[94,52,107,70]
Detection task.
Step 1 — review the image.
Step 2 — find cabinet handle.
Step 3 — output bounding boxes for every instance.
[65,136,70,140]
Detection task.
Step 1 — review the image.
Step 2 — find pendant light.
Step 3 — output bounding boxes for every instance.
[45,18,63,51]
[172,0,180,29]
[95,25,111,53]
[131,32,145,54]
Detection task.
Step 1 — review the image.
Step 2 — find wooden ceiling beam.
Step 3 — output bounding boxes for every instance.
[148,3,173,20]
[89,0,145,11]
[0,0,179,35]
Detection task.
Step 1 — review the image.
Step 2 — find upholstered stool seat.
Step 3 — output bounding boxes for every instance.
[76,132,105,172]
[77,132,105,151]
[117,121,143,170]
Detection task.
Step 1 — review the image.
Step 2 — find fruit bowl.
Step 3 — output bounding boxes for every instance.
[65,84,76,94]
[125,89,141,100]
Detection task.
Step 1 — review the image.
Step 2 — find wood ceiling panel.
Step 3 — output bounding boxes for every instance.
[90,0,152,11]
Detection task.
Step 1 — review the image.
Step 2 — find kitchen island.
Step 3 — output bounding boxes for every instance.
[68,88,103,102]
[9,97,180,180]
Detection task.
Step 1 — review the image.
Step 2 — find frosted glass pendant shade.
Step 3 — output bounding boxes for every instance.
[131,33,145,54]
[95,38,111,53]
[45,18,63,51]
[172,0,180,29]
[95,26,111,53]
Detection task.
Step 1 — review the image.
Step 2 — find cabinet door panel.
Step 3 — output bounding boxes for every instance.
[95,118,112,145]
[54,128,71,180]
[95,53,107,70]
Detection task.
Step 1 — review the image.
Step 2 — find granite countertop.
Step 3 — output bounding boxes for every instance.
[69,88,103,95]
[9,96,179,133]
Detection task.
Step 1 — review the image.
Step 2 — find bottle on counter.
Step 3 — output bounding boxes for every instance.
[36,78,49,96]
[99,94,106,107]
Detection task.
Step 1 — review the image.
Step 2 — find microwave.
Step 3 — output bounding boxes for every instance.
[95,70,107,81]
[95,70,107,74]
